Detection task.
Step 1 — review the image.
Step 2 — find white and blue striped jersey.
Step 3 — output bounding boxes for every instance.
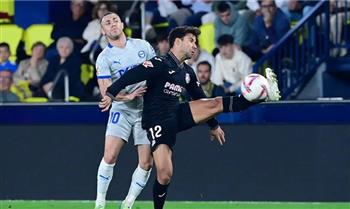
[96,38,155,111]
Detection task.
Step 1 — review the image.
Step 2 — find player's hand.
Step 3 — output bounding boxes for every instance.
[210,126,225,145]
[126,86,147,100]
[99,95,112,112]
[115,87,147,101]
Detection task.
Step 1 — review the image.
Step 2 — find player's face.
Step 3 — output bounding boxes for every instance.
[192,47,200,60]
[197,64,211,85]
[180,33,198,60]
[101,14,124,41]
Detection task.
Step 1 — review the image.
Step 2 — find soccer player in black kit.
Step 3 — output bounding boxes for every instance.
[99,26,280,209]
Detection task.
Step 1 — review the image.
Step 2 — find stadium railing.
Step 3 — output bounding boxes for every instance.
[253,0,330,99]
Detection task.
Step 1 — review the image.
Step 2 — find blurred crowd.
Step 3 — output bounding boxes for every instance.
[1,0,348,103]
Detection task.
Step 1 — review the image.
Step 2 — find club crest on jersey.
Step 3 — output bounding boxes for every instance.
[138,50,146,58]
[142,60,154,68]
[185,73,190,84]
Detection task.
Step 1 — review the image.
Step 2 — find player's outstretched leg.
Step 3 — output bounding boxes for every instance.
[189,68,281,124]
[152,144,173,209]
[95,136,125,209]
[120,144,153,209]
[189,95,255,123]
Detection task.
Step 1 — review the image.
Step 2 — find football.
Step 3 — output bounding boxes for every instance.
[241,73,269,102]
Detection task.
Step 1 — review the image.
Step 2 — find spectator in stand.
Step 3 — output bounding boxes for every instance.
[248,0,314,20]
[145,0,191,40]
[182,0,213,27]
[214,1,254,59]
[155,34,170,56]
[13,42,48,98]
[0,42,17,73]
[282,0,304,23]
[212,34,252,95]
[81,1,117,62]
[301,0,318,16]
[250,0,290,56]
[0,69,19,102]
[186,44,214,75]
[49,0,91,56]
[246,0,309,24]
[40,37,84,100]
[247,0,288,14]
[197,61,225,98]
[202,1,253,29]
[329,0,350,57]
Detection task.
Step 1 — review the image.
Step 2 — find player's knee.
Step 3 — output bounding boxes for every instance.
[157,168,172,184]
[103,153,117,164]
[139,159,153,171]
[158,173,172,185]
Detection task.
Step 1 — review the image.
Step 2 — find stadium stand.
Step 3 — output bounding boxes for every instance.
[23,24,53,55]
[198,23,215,54]
[0,0,14,23]
[0,24,23,62]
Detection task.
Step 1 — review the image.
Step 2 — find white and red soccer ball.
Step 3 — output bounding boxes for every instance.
[241,73,269,102]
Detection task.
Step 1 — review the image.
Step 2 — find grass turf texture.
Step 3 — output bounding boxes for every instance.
[0,201,349,209]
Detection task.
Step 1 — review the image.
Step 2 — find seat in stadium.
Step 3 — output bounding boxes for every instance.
[23,24,54,55]
[124,27,132,37]
[0,0,14,23]
[198,23,215,54]
[81,63,95,85]
[0,24,23,62]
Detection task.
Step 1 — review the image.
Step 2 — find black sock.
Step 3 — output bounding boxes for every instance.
[153,179,169,209]
[222,95,257,113]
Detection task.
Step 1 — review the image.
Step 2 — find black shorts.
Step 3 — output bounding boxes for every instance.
[145,102,196,152]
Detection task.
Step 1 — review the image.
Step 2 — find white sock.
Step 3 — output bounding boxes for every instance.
[124,165,152,207]
[96,158,115,202]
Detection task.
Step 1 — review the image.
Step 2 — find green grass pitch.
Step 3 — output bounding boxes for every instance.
[0,200,349,209]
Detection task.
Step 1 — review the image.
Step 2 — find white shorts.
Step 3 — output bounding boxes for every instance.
[105,107,149,145]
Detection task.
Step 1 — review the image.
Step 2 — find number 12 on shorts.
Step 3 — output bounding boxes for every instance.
[149,125,162,139]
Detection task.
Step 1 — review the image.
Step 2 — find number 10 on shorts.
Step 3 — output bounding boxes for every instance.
[149,125,162,139]
[109,112,120,124]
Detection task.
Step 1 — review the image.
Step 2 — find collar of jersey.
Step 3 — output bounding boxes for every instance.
[167,51,184,69]
[107,38,130,48]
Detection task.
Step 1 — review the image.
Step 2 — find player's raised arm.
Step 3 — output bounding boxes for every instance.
[106,57,164,100]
